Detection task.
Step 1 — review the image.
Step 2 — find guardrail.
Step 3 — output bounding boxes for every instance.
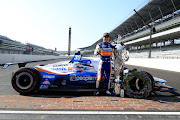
[125,58,180,72]
[0,54,68,64]
[130,56,180,59]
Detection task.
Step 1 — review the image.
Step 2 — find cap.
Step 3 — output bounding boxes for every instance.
[103,33,109,37]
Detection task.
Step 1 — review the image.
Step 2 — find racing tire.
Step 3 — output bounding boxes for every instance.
[142,71,155,94]
[11,67,40,95]
[123,71,153,98]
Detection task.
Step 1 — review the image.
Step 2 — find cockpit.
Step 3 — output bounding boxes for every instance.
[72,62,83,72]
[71,60,96,72]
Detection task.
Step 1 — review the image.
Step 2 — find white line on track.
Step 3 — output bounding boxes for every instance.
[0,111,179,115]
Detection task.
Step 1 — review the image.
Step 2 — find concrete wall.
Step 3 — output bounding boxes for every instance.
[0,49,24,54]
[125,58,180,72]
[0,53,68,64]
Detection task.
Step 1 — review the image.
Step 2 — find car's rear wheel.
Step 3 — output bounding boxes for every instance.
[12,68,40,94]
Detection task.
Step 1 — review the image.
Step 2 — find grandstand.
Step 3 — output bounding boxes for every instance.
[0,35,26,54]
[130,44,180,59]
[80,0,180,58]
[0,35,61,56]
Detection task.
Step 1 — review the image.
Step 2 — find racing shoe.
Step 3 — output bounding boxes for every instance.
[106,90,113,96]
[94,92,100,96]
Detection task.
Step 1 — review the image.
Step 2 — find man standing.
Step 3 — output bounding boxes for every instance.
[94,33,118,95]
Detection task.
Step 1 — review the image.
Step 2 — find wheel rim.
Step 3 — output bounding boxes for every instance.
[129,77,144,92]
[16,72,33,90]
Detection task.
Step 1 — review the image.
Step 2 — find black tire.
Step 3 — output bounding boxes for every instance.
[123,71,153,98]
[141,71,155,93]
[11,67,41,94]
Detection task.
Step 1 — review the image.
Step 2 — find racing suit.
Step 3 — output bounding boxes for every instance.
[94,41,116,90]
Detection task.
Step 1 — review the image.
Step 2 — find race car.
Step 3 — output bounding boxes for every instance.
[11,49,174,98]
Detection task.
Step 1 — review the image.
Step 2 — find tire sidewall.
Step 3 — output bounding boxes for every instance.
[12,68,40,94]
[142,71,155,93]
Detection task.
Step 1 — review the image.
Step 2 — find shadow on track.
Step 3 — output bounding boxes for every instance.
[145,91,180,103]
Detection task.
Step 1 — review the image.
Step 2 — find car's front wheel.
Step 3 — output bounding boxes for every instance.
[11,68,40,94]
[123,71,153,98]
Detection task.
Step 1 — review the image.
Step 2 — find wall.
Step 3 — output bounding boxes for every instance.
[125,58,180,72]
[0,53,68,64]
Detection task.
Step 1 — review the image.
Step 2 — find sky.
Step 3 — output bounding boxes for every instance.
[0,0,149,51]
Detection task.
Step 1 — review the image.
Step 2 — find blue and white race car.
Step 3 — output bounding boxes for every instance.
[11,50,174,98]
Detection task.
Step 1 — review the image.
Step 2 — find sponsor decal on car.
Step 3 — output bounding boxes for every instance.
[68,67,72,70]
[53,64,68,67]
[43,79,50,84]
[161,87,169,91]
[51,67,67,71]
[40,85,49,89]
[43,75,55,78]
[70,75,97,81]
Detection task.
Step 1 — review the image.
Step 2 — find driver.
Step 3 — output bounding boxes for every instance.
[94,33,125,95]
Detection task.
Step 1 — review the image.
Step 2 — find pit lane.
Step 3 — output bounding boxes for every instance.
[0,58,179,111]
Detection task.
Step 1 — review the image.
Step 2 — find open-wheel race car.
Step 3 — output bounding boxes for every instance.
[11,47,174,98]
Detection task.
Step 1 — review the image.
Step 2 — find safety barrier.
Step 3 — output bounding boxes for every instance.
[125,58,180,72]
[0,53,68,64]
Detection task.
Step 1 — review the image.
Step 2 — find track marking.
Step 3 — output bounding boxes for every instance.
[0,111,179,115]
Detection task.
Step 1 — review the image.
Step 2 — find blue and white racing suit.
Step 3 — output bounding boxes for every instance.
[94,42,116,90]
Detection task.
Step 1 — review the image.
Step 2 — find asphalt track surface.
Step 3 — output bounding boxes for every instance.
[0,112,180,120]
[0,58,180,120]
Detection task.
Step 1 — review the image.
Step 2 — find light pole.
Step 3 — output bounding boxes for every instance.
[148,27,152,58]
[68,27,71,56]
[134,9,156,58]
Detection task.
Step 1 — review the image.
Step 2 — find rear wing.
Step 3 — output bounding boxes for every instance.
[1,62,27,69]
[1,63,13,69]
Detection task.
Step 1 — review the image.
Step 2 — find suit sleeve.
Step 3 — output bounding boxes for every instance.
[94,44,100,56]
